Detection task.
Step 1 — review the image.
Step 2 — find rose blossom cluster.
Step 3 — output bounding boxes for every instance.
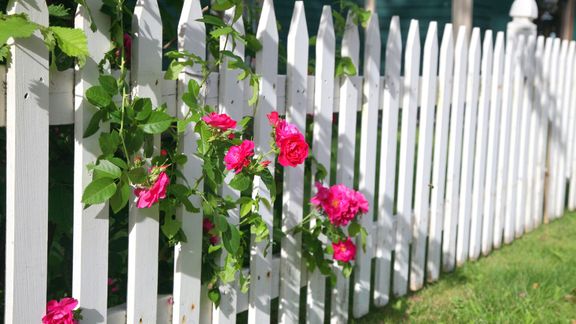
[42,297,80,324]
[311,182,369,263]
[134,166,170,209]
[267,112,309,167]
[203,218,220,245]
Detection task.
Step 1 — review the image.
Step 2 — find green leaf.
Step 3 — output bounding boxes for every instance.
[140,111,173,134]
[99,75,118,96]
[83,110,106,138]
[211,0,235,10]
[85,86,112,108]
[174,154,188,165]
[229,173,251,192]
[336,56,357,77]
[240,200,253,217]
[110,182,130,213]
[82,178,117,205]
[49,26,88,65]
[198,15,226,27]
[164,60,186,80]
[93,160,122,179]
[214,214,229,232]
[260,169,276,202]
[128,167,148,184]
[210,26,233,39]
[245,33,263,53]
[238,116,252,130]
[99,131,121,155]
[162,216,182,239]
[48,4,71,18]
[348,222,361,237]
[134,98,153,121]
[223,224,241,254]
[208,288,221,307]
[0,14,38,45]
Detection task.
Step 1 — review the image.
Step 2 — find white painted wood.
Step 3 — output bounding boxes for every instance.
[515,35,537,237]
[468,30,493,260]
[250,1,278,322]
[279,3,308,323]
[442,26,468,272]
[569,42,576,210]
[427,23,454,282]
[493,35,517,249]
[410,21,438,291]
[215,8,246,324]
[50,70,74,125]
[374,16,401,306]
[481,31,505,256]
[533,37,551,228]
[353,12,380,318]
[455,27,481,266]
[308,6,335,323]
[503,35,526,244]
[127,0,163,322]
[329,12,360,324]
[4,0,49,322]
[394,19,420,296]
[173,1,205,323]
[544,38,561,223]
[72,1,111,323]
[107,295,174,324]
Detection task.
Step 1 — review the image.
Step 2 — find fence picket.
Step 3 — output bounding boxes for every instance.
[308,6,335,323]
[469,30,493,260]
[72,1,111,323]
[493,35,516,248]
[516,35,537,236]
[279,3,308,323]
[353,12,380,317]
[569,42,576,210]
[442,26,468,272]
[127,1,163,323]
[394,19,420,296]
[525,36,545,232]
[172,1,205,323]
[0,65,4,125]
[456,27,481,266]
[427,24,454,282]
[481,31,505,255]
[215,8,246,324]
[4,1,49,322]
[374,16,402,306]
[329,12,361,323]
[249,0,278,322]
[410,21,438,291]
[533,36,551,228]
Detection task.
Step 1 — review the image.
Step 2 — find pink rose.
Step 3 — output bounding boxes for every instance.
[134,171,170,208]
[275,120,300,143]
[277,133,309,167]
[202,112,237,131]
[267,111,280,127]
[311,183,369,226]
[160,149,168,156]
[224,140,254,173]
[209,235,220,245]
[42,297,78,324]
[203,218,215,232]
[332,238,356,263]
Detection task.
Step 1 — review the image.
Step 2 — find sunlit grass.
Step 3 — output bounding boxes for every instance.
[356,212,576,323]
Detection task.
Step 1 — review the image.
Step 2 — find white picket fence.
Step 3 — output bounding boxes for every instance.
[3,0,576,323]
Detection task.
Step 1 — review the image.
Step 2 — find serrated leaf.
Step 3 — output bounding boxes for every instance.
[198,15,226,27]
[82,177,117,205]
[229,173,251,192]
[140,111,173,134]
[0,14,38,45]
[99,131,121,155]
[223,224,241,254]
[49,26,88,65]
[83,110,106,138]
[164,60,186,80]
[162,216,182,239]
[260,169,276,202]
[85,86,112,108]
[99,75,118,96]
[110,182,130,213]
[48,4,70,18]
[210,26,233,39]
[93,160,122,179]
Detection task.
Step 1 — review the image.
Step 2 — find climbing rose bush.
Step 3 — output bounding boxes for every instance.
[311,182,369,226]
[267,112,309,167]
[224,140,256,173]
[42,297,81,324]
[134,169,170,208]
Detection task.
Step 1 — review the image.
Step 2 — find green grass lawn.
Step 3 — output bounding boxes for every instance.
[357,212,576,323]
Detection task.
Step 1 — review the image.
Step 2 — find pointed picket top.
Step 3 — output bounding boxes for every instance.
[427,22,454,283]
[455,26,481,266]
[342,12,360,67]
[353,10,380,317]
[374,15,401,307]
[132,0,163,95]
[178,0,205,62]
[394,18,420,297]
[410,20,438,292]
[256,0,279,47]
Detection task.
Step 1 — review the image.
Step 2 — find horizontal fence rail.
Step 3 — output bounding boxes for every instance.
[2,0,576,323]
